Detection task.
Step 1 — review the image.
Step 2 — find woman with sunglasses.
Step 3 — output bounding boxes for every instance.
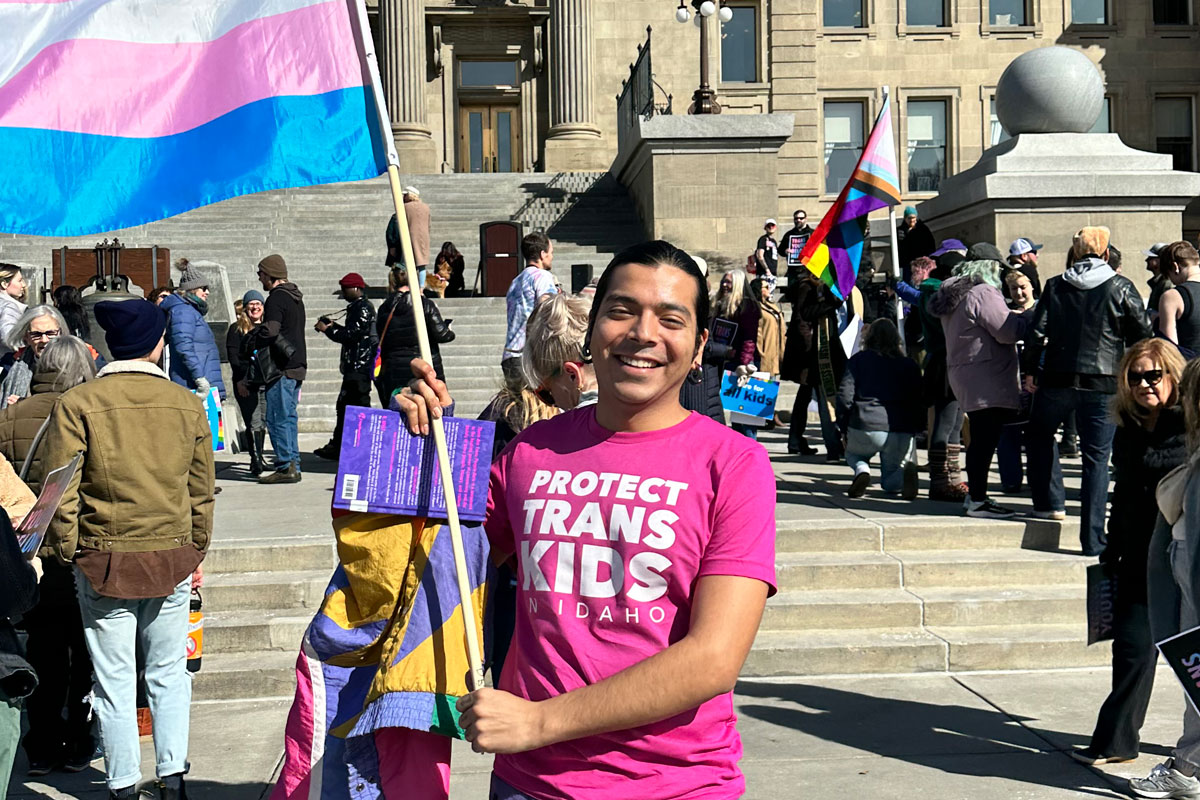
[1074,339,1186,769]
[397,240,775,800]
[1129,356,1200,798]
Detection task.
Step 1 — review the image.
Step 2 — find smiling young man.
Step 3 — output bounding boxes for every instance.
[400,240,776,800]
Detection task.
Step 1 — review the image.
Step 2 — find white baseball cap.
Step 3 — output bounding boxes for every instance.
[1009,238,1043,256]
[403,185,420,197]
[765,218,777,227]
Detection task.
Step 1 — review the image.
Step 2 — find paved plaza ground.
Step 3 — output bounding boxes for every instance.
[8,430,1179,800]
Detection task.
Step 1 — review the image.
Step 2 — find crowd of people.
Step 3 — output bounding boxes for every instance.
[6,182,1200,800]
[746,209,1200,799]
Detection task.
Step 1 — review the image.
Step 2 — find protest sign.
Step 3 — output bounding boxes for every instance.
[16,452,82,559]
[335,406,495,521]
[1086,563,1117,645]
[721,371,779,422]
[1158,624,1200,716]
[195,387,225,452]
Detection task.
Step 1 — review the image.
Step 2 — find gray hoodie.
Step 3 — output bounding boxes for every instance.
[1063,256,1116,291]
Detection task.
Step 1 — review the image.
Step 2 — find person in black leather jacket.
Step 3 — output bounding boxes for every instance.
[1021,226,1152,556]
[375,265,455,407]
[315,273,378,460]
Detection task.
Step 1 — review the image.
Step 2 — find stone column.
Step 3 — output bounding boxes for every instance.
[544,0,607,171]
[380,0,438,173]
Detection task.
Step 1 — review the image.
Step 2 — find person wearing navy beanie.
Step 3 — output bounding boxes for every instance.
[93,299,167,361]
[43,297,213,800]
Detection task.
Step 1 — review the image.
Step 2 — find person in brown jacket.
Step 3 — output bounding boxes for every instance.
[386,185,431,288]
[43,299,213,800]
[752,276,785,376]
[0,335,97,774]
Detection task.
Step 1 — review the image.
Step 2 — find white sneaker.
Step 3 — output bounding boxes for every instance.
[1129,760,1200,799]
[1033,509,1067,521]
[964,498,1016,519]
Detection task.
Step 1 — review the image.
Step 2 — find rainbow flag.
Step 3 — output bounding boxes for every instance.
[0,0,390,237]
[800,94,902,299]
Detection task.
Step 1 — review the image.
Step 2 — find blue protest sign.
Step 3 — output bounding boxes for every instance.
[720,371,779,420]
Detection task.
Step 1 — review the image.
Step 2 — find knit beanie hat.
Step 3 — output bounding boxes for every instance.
[179,264,209,292]
[965,242,1006,265]
[242,289,265,306]
[94,299,167,360]
[258,254,287,280]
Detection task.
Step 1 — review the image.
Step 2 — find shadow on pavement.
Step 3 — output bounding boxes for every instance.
[736,681,1125,798]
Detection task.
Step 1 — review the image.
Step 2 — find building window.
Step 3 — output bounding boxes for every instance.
[1089,97,1112,134]
[824,0,865,27]
[1156,97,1195,171]
[989,98,1012,146]
[1154,0,1191,24]
[1071,0,1108,24]
[988,0,1027,26]
[824,101,865,194]
[908,100,948,193]
[907,0,946,26]
[459,61,519,88]
[721,5,758,82]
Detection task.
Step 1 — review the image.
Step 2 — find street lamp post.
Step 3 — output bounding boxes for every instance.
[676,0,734,115]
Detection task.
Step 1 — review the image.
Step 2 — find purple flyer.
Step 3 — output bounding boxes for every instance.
[334,406,495,522]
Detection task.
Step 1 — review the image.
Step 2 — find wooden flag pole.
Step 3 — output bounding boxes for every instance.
[351,0,485,692]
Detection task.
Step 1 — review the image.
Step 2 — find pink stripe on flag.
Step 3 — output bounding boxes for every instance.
[0,0,363,137]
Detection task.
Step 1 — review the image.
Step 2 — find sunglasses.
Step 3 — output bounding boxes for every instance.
[1128,369,1164,387]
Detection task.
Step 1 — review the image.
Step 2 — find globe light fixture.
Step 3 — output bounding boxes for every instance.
[700,1,716,16]
[718,3,734,22]
[676,1,690,22]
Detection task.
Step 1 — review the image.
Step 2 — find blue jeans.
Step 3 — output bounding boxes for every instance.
[265,376,301,472]
[731,422,759,440]
[1027,386,1113,555]
[845,428,914,493]
[76,574,192,790]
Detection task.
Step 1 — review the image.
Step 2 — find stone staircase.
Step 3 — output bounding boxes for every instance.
[747,514,1101,676]
[0,172,645,431]
[190,470,1099,702]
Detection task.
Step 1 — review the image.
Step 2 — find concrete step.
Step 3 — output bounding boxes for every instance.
[192,649,298,701]
[745,628,947,677]
[205,609,312,653]
[929,623,1110,671]
[775,552,901,591]
[894,549,1089,588]
[761,588,923,631]
[203,569,328,612]
[204,537,334,574]
[919,585,1086,627]
[881,518,1077,552]
[775,520,881,554]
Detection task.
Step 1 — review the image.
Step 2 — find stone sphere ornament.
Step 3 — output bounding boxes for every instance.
[994,46,1105,135]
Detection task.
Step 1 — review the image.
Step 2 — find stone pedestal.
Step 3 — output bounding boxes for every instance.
[612,114,795,260]
[917,134,1200,283]
[544,0,606,171]
[381,0,438,173]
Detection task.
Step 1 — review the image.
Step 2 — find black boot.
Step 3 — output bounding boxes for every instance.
[108,786,142,800]
[155,773,189,800]
[249,430,266,476]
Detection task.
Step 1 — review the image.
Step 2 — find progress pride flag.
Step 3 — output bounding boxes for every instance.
[0,0,389,236]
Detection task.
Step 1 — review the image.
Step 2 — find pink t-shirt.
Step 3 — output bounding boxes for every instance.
[485,407,777,800]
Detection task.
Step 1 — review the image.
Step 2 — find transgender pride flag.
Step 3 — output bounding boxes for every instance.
[0,0,391,237]
[799,92,902,300]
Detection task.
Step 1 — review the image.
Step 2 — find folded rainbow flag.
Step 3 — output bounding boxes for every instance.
[272,512,493,800]
[799,93,902,300]
[0,0,389,236]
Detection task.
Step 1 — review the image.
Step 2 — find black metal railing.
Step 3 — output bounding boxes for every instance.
[616,26,671,150]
